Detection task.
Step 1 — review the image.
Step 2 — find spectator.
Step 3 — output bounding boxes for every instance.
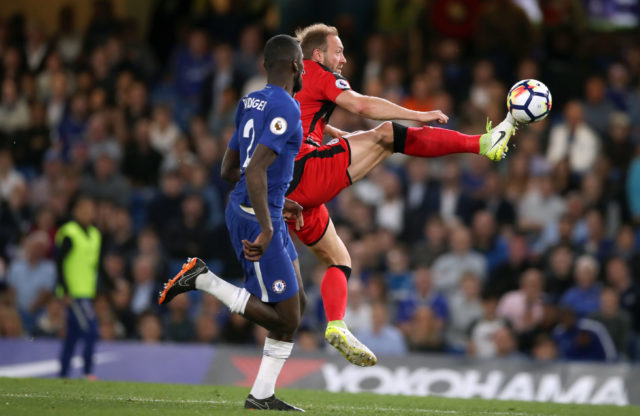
[401,158,440,243]
[432,225,486,296]
[110,278,136,338]
[546,100,600,175]
[0,149,26,202]
[375,170,404,234]
[492,326,523,359]
[6,231,56,332]
[162,193,212,261]
[531,334,559,362]
[517,173,566,234]
[122,118,163,188]
[33,297,65,338]
[553,307,616,362]
[560,255,602,317]
[194,313,219,344]
[544,244,575,302]
[605,257,640,335]
[446,272,483,353]
[356,301,408,356]
[581,75,615,137]
[57,92,89,158]
[343,278,372,334]
[162,291,195,343]
[186,163,224,229]
[130,253,158,315]
[497,268,545,334]
[296,326,321,352]
[488,233,533,296]
[55,5,82,64]
[405,306,445,352]
[147,170,185,235]
[396,267,448,331]
[86,112,120,164]
[0,78,30,134]
[580,209,614,263]
[384,244,412,296]
[172,28,212,122]
[149,105,181,156]
[0,306,25,338]
[137,309,163,343]
[471,210,508,273]
[410,215,448,267]
[469,293,507,358]
[588,287,631,358]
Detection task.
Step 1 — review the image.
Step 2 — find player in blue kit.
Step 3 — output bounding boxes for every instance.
[158,34,306,411]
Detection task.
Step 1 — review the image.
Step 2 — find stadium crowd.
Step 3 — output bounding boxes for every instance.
[1,0,640,364]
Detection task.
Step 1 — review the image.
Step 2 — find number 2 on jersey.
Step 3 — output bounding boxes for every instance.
[242,118,256,169]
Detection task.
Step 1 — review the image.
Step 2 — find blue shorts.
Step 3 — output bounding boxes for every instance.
[225,202,299,303]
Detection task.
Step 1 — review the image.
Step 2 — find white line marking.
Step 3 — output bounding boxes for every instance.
[0,392,558,415]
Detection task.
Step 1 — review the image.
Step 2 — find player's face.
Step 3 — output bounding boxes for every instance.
[293,51,304,94]
[322,35,347,73]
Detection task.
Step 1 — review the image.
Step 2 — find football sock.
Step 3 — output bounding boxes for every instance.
[392,122,480,157]
[249,337,294,400]
[196,271,250,314]
[321,265,351,322]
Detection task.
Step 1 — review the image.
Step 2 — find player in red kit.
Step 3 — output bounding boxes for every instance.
[286,24,518,366]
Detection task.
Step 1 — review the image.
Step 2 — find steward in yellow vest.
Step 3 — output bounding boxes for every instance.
[55,196,101,378]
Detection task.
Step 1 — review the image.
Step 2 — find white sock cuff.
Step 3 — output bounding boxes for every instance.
[229,287,250,314]
[264,337,294,359]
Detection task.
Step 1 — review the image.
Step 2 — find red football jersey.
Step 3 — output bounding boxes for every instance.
[295,60,351,157]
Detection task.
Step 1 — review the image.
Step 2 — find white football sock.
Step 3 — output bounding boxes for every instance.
[250,337,294,400]
[196,270,250,314]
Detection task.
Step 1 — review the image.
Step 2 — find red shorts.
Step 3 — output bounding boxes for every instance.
[286,138,352,245]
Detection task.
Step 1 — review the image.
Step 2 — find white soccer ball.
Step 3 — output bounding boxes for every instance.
[506,79,552,124]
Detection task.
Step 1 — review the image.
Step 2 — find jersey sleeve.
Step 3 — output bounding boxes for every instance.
[257,101,299,155]
[320,70,351,102]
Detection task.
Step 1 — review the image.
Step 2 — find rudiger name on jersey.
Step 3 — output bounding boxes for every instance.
[242,97,268,111]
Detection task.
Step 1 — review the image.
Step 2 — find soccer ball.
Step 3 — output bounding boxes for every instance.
[506,79,552,124]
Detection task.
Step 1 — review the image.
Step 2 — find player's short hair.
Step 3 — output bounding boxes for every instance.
[263,34,301,71]
[295,23,339,59]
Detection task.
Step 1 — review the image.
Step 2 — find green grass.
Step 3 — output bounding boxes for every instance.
[0,377,638,416]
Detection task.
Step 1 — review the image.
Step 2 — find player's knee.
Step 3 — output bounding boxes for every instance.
[279,313,300,334]
[374,121,394,145]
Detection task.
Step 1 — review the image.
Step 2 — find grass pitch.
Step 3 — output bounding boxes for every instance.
[1,377,638,416]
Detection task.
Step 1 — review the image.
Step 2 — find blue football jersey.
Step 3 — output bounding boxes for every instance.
[228,84,303,218]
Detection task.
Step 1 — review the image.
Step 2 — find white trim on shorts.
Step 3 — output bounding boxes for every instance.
[253,262,269,302]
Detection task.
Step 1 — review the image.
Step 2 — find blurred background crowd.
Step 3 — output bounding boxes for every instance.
[0,0,640,364]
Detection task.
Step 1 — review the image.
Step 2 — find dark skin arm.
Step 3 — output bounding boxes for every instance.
[222,144,304,230]
[242,144,277,261]
[221,146,241,184]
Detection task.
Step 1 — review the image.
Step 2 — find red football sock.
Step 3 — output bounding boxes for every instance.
[402,126,480,157]
[321,266,348,322]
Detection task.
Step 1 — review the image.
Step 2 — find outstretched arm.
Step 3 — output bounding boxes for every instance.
[335,89,449,124]
[242,144,278,261]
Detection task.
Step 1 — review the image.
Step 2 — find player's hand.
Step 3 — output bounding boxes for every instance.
[420,110,449,124]
[283,198,304,231]
[242,230,273,261]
